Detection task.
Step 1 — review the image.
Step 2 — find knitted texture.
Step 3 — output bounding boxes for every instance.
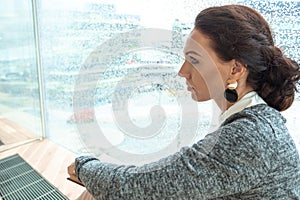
[76,104,300,199]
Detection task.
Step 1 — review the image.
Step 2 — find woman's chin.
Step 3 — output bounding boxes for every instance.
[191,93,201,101]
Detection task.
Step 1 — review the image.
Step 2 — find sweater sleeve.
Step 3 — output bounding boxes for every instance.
[75,118,270,199]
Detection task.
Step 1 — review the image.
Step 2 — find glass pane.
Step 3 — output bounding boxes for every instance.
[0,0,42,148]
[38,0,300,164]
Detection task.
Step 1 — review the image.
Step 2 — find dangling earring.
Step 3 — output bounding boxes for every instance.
[224,78,238,103]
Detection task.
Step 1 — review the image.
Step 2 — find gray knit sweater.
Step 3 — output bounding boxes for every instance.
[75,104,300,199]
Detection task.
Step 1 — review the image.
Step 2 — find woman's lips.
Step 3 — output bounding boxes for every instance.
[187,84,194,91]
[186,81,194,92]
[187,86,193,91]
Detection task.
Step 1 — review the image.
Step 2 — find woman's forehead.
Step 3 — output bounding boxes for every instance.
[183,30,211,56]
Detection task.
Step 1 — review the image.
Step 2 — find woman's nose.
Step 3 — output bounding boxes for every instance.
[178,61,191,79]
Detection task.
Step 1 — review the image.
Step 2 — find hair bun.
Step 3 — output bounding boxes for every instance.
[258,48,300,111]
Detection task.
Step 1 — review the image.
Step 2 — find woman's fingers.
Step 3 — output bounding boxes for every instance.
[67,162,84,186]
[67,162,76,175]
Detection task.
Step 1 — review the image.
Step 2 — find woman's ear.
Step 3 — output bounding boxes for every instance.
[231,60,247,79]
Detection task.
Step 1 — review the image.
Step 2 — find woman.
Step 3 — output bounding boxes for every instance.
[68,5,300,199]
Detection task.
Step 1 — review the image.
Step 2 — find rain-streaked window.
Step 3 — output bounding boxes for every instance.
[0,0,299,163]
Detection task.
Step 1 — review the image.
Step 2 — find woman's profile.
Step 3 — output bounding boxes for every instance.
[68,4,300,199]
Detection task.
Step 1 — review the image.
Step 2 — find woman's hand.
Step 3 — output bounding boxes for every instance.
[67,162,84,186]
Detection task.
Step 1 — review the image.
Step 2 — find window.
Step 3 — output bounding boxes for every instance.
[1,0,299,164]
[0,0,42,147]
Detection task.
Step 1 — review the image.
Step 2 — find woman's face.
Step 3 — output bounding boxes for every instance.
[178,29,233,102]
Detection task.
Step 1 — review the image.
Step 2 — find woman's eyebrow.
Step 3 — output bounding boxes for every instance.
[185,50,202,56]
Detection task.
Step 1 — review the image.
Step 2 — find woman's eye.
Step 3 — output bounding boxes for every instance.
[189,56,199,64]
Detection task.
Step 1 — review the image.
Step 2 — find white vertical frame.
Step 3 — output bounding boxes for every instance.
[31,0,47,138]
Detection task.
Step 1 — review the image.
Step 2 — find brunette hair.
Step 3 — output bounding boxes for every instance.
[195,5,300,111]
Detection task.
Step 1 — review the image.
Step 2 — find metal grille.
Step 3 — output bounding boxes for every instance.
[0,154,68,200]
